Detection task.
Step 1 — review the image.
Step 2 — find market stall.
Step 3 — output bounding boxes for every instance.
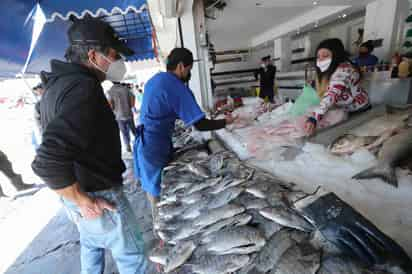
[148,122,412,273]
[200,0,412,260]
[211,96,412,259]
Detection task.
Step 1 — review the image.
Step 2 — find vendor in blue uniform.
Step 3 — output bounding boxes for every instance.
[353,40,379,67]
[133,47,237,226]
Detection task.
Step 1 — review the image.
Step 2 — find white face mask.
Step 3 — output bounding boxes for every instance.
[91,53,127,82]
[261,63,266,69]
[316,58,332,72]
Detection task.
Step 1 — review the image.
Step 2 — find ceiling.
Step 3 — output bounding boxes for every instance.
[223,0,374,8]
[206,0,375,49]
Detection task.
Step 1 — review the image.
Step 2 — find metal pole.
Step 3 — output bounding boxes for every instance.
[178,17,184,47]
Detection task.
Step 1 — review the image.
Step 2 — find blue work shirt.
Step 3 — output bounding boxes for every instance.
[353,54,379,67]
[136,72,205,167]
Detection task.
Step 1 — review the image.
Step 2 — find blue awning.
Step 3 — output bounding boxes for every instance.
[0,0,156,78]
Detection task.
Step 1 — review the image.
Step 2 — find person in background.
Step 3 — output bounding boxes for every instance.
[31,17,147,273]
[134,47,237,229]
[256,55,276,103]
[353,40,379,68]
[107,82,136,152]
[305,38,370,136]
[133,87,144,127]
[0,149,33,197]
[135,86,143,110]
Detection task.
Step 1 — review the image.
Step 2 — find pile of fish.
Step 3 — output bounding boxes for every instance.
[172,120,203,149]
[330,105,412,187]
[148,141,409,274]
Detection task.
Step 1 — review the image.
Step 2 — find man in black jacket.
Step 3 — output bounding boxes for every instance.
[31,17,147,274]
[256,55,276,103]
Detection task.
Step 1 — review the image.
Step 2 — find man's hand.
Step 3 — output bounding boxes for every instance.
[55,182,116,219]
[304,118,317,136]
[224,113,239,125]
[77,196,116,219]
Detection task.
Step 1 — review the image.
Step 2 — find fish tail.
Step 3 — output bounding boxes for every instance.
[352,165,398,188]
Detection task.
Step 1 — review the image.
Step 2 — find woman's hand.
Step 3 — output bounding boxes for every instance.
[305,117,317,136]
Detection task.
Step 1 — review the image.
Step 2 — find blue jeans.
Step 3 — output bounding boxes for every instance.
[118,119,136,148]
[62,187,147,274]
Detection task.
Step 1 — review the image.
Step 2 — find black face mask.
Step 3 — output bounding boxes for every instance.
[182,71,191,83]
[359,51,369,57]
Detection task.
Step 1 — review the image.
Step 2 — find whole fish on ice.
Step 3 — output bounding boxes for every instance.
[259,205,314,232]
[352,128,412,187]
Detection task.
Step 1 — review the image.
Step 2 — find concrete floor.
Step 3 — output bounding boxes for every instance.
[2,158,159,274]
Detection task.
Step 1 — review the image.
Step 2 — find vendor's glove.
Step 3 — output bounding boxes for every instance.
[301,193,412,270]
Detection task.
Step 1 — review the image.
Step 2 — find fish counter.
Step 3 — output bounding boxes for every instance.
[213,97,412,259]
[149,137,411,274]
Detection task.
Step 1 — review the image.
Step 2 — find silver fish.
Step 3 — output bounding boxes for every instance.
[206,187,244,210]
[235,167,255,180]
[247,209,282,239]
[329,134,378,155]
[202,226,266,255]
[259,206,314,232]
[163,163,183,172]
[180,191,211,205]
[236,192,261,207]
[244,198,270,210]
[157,196,178,207]
[185,177,222,195]
[210,177,246,194]
[164,241,197,273]
[265,192,289,207]
[187,162,211,178]
[159,223,201,244]
[158,203,186,219]
[160,196,209,221]
[246,187,267,199]
[181,198,210,220]
[270,242,321,274]
[252,228,308,273]
[209,154,225,173]
[162,181,192,195]
[353,128,412,187]
[191,254,250,274]
[163,178,222,206]
[175,150,209,162]
[155,218,191,232]
[245,180,286,200]
[201,213,252,237]
[193,204,245,228]
[149,245,171,265]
